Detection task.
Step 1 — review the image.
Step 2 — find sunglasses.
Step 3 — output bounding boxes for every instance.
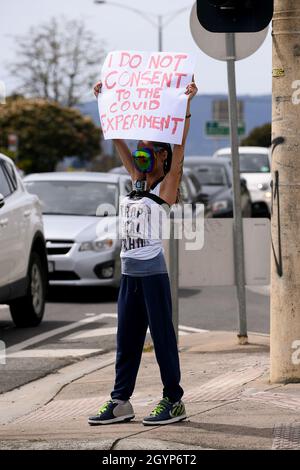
[132,147,162,173]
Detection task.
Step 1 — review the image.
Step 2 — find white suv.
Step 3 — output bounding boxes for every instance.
[213,146,271,217]
[0,153,48,327]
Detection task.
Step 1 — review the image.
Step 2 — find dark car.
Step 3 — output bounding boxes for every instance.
[184,156,252,218]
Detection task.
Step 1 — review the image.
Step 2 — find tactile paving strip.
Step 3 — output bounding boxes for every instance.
[184,366,266,402]
[13,366,266,424]
[272,423,300,450]
[243,391,300,412]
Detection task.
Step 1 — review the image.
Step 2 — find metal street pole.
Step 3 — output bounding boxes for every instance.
[169,211,179,342]
[158,15,163,52]
[226,32,248,344]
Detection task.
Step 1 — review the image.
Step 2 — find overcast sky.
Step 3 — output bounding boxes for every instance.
[0,0,272,100]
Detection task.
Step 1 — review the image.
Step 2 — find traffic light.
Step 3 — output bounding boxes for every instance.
[197,0,274,33]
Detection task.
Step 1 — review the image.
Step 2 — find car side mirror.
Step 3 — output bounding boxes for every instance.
[0,193,5,209]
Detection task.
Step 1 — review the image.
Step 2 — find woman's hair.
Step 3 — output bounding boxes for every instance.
[137,140,181,202]
[153,141,182,203]
[152,141,173,175]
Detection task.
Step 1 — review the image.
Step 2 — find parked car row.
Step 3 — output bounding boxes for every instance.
[0,146,271,326]
[184,156,252,218]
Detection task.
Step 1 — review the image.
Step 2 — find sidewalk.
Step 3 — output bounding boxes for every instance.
[0,331,300,450]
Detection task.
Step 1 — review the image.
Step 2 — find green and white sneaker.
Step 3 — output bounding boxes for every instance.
[88,399,135,426]
[143,397,187,426]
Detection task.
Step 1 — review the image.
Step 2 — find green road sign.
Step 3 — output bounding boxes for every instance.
[205,121,245,137]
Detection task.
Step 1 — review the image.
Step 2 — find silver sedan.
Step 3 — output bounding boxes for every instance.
[23,172,132,287]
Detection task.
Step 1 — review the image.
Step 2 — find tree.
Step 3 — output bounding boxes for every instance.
[10,17,105,106]
[0,97,101,173]
[241,123,271,147]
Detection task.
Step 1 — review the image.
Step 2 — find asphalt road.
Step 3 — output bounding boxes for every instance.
[0,284,269,394]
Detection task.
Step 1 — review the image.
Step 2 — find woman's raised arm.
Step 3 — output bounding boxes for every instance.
[159,79,198,206]
[94,81,140,180]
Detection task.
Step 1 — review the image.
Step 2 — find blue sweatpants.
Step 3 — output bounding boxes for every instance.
[111,273,184,403]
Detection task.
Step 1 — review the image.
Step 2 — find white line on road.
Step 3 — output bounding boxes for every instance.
[63,323,207,341]
[179,325,209,333]
[6,313,118,354]
[0,305,9,310]
[246,285,270,296]
[7,349,103,359]
[63,327,118,341]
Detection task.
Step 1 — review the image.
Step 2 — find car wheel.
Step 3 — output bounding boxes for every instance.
[10,252,47,327]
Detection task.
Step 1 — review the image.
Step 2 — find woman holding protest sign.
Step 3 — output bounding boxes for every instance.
[88,77,197,426]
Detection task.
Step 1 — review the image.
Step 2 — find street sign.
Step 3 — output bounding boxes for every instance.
[190,3,269,61]
[206,120,245,136]
[196,0,274,33]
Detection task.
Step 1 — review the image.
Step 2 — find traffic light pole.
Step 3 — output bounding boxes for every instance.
[226,32,248,343]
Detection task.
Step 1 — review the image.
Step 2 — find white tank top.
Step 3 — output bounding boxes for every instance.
[120,183,165,261]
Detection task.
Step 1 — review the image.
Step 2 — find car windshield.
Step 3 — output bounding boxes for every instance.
[195,165,228,186]
[24,180,119,216]
[222,153,270,173]
[239,153,270,173]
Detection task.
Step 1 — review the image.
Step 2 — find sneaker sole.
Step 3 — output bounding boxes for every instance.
[88,414,135,426]
[142,414,187,426]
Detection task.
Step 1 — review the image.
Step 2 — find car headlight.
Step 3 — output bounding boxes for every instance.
[79,238,114,252]
[264,191,272,199]
[212,200,229,213]
[257,183,270,191]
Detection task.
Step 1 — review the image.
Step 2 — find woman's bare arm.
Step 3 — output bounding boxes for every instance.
[113,139,139,179]
[159,79,198,205]
[94,81,142,181]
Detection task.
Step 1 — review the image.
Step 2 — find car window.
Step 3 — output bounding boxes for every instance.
[196,164,228,186]
[2,161,17,192]
[24,180,119,216]
[219,153,270,173]
[239,153,270,173]
[0,163,12,198]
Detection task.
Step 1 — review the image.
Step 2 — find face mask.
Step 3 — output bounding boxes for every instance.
[132,147,156,173]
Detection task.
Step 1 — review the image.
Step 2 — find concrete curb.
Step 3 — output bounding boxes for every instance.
[0,352,115,426]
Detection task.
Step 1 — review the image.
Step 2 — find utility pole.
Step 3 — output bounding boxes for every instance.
[271,0,300,382]
[226,33,247,343]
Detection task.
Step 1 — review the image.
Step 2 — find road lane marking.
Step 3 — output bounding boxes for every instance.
[179,325,209,333]
[62,323,207,341]
[63,327,118,340]
[246,286,270,296]
[7,349,103,359]
[6,313,118,354]
[6,312,207,355]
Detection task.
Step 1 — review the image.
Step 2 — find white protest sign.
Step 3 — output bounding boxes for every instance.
[98,51,196,145]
